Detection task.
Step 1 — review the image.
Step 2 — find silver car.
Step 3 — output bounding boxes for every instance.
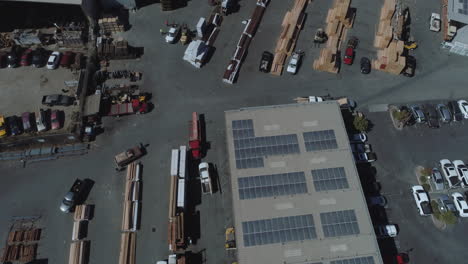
[431,168,445,191]
[436,104,452,123]
[410,104,426,123]
[439,194,457,213]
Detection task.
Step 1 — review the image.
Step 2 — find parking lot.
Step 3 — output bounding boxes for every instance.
[1,0,468,263]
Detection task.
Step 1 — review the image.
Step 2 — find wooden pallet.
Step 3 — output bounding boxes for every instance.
[118,232,136,264]
[68,240,89,264]
[74,205,92,221]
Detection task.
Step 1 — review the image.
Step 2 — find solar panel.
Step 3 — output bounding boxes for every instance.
[330,256,375,264]
[311,167,349,191]
[242,215,317,247]
[232,120,300,169]
[303,130,338,152]
[320,210,360,237]
[238,172,308,200]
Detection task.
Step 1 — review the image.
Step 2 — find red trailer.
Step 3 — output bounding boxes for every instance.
[107,99,148,116]
[189,112,201,159]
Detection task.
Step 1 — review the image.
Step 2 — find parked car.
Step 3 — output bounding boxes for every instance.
[6,116,22,136]
[42,94,74,106]
[440,159,461,188]
[21,112,32,132]
[423,104,439,128]
[438,194,457,214]
[430,13,441,32]
[0,115,7,138]
[35,110,47,132]
[431,168,445,191]
[409,104,426,123]
[457,100,468,119]
[360,57,371,74]
[367,195,387,207]
[165,25,180,44]
[375,224,398,238]
[259,51,273,73]
[286,51,302,74]
[20,49,32,66]
[354,152,376,163]
[349,132,367,142]
[402,55,416,77]
[448,100,464,121]
[60,51,74,68]
[343,36,358,65]
[436,103,452,123]
[31,48,46,67]
[7,52,18,68]
[452,192,468,217]
[453,160,468,187]
[350,143,371,153]
[51,110,61,130]
[411,185,432,216]
[46,51,61,70]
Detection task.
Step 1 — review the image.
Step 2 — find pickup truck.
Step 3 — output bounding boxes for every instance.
[42,94,74,106]
[199,162,213,194]
[60,179,86,213]
[429,13,441,32]
[259,51,273,73]
[343,37,358,65]
[115,145,145,170]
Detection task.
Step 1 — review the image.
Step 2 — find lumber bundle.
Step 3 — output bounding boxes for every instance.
[2,244,37,262]
[313,0,355,73]
[372,0,406,75]
[74,205,92,221]
[222,0,270,84]
[122,163,141,232]
[68,240,89,264]
[72,221,88,241]
[118,232,136,264]
[98,16,126,34]
[7,229,41,243]
[97,38,138,60]
[270,0,307,75]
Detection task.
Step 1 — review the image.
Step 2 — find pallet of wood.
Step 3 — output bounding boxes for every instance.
[7,228,41,243]
[72,221,88,241]
[74,205,92,221]
[118,232,136,264]
[270,0,307,75]
[122,163,141,232]
[68,240,89,264]
[372,40,406,74]
[98,16,126,34]
[373,0,395,49]
[19,244,37,262]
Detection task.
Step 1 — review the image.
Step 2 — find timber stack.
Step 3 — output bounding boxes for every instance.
[69,204,92,264]
[313,0,355,73]
[69,241,89,264]
[98,15,126,34]
[271,0,307,75]
[223,0,270,84]
[119,162,141,264]
[168,147,187,252]
[372,0,406,75]
[2,224,41,263]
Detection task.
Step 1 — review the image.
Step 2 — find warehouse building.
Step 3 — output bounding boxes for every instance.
[445,0,468,55]
[225,102,383,264]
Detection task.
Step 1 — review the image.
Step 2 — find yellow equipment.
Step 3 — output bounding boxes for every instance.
[404,41,417,50]
[225,227,236,250]
[0,115,6,138]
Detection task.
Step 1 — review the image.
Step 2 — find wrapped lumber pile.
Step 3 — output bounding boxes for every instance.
[74,205,92,221]
[99,16,126,34]
[68,240,89,264]
[97,38,138,60]
[1,244,37,263]
[270,0,307,75]
[313,0,355,73]
[118,232,136,264]
[223,0,270,84]
[122,162,141,232]
[372,0,406,75]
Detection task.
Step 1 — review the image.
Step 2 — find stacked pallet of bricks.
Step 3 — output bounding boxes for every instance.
[69,204,91,264]
[119,162,141,264]
[313,0,355,73]
[270,0,307,75]
[222,0,270,84]
[99,16,126,34]
[97,38,136,60]
[372,0,406,75]
[1,228,41,262]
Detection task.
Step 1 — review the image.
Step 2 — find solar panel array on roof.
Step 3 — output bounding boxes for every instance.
[238,172,307,200]
[311,167,349,191]
[242,215,317,247]
[320,210,360,237]
[232,119,300,169]
[330,256,375,264]
[303,130,338,152]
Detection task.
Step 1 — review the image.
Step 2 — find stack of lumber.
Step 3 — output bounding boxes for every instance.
[99,16,126,34]
[313,0,355,73]
[122,162,141,232]
[1,244,37,262]
[74,205,92,221]
[372,0,406,75]
[270,0,307,75]
[7,229,41,243]
[222,0,270,84]
[68,240,89,264]
[97,38,138,60]
[118,232,136,264]
[72,221,88,241]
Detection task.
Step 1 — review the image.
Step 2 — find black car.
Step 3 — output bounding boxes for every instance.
[360,57,371,74]
[6,116,22,136]
[42,94,74,106]
[259,51,273,73]
[31,48,46,67]
[402,55,416,77]
[7,52,18,68]
[424,104,439,128]
[448,100,464,121]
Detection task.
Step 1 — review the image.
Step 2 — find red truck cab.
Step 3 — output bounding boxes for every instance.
[343,47,354,65]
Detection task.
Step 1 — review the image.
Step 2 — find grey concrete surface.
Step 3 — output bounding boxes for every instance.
[1,0,468,263]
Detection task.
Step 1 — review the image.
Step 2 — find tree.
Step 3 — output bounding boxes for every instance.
[392,109,411,122]
[353,115,369,132]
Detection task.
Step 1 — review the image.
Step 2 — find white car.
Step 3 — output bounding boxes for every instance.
[165,26,180,44]
[374,224,397,238]
[46,51,60,70]
[349,132,367,142]
[453,160,468,187]
[286,52,301,74]
[440,159,461,188]
[429,13,441,32]
[411,185,432,216]
[199,162,213,194]
[452,192,468,217]
[35,110,46,132]
[457,100,468,119]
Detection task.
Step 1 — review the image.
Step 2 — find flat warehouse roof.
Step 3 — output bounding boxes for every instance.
[225,102,383,264]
